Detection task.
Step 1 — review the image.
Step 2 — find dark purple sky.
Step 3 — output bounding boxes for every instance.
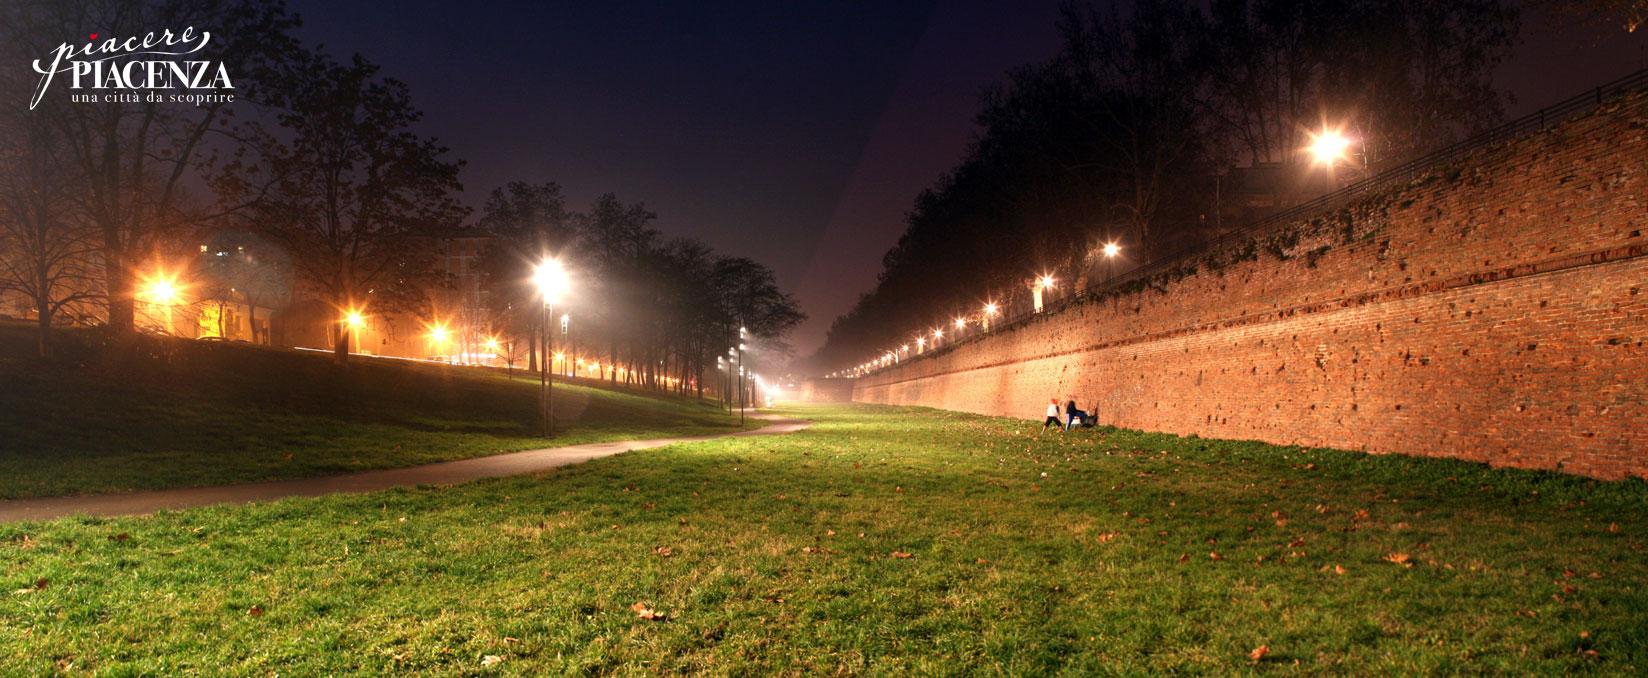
[285,1,1644,358]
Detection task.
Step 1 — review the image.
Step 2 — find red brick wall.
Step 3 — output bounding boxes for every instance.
[853,93,1648,480]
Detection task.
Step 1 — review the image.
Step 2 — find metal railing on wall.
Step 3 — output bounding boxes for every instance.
[845,67,1648,378]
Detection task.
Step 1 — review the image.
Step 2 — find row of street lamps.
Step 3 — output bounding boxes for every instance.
[827,128,1360,381]
[828,241,1123,379]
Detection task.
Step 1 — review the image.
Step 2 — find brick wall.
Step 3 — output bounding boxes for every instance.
[852,92,1648,480]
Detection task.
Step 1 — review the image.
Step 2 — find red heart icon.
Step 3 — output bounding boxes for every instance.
[89,32,99,40]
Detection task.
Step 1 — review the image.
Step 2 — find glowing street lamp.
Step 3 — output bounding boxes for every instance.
[982,302,999,331]
[1033,274,1056,313]
[1100,241,1124,284]
[534,258,571,436]
[428,323,451,357]
[1308,127,1352,167]
[341,309,367,354]
[139,270,184,335]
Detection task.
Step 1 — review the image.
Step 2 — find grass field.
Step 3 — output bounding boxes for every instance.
[2,404,1644,674]
[0,325,748,499]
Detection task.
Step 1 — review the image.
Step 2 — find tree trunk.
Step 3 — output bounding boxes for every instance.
[35,304,52,358]
[333,321,350,363]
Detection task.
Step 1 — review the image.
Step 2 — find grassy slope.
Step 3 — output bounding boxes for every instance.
[0,325,747,499]
[2,405,1644,674]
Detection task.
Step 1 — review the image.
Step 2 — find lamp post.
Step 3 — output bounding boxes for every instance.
[1102,241,1122,285]
[534,258,569,437]
[737,326,748,426]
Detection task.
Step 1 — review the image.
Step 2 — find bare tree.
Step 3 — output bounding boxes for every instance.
[0,104,100,357]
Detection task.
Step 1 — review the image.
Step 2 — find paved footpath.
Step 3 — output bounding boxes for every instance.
[0,416,809,524]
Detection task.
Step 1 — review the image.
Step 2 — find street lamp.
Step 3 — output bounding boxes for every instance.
[1101,241,1122,285]
[139,271,183,335]
[1033,274,1055,313]
[1308,127,1352,167]
[982,302,999,330]
[534,258,570,436]
[737,326,748,425]
[343,309,366,354]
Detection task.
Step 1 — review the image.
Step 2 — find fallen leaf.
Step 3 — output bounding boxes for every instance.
[1097,532,1118,544]
[653,546,673,558]
[1177,553,1190,563]
[248,605,264,617]
[1608,523,1619,533]
[1249,645,1270,662]
[891,551,913,559]
[1334,564,1347,575]
[481,655,504,667]
[1353,510,1370,521]
[825,530,836,537]
[630,602,666,621]
[1208,551,1222,561]
[1385,552,1413,567]
[976,558,990,564]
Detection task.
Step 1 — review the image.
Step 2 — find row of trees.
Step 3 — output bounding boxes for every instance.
[0,0,803,397]
[812,0,1524,374]
[473,183,803,396]
[0,0,299,355]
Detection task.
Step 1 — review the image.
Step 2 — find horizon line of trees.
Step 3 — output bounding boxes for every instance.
[811,0,1528,375]
[0,0,803,401]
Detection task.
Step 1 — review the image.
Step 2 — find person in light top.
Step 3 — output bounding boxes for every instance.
[1042,398,1063,430]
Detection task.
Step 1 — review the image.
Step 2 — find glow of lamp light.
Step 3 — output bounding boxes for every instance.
[344,310,365,329]
[955,317,967,329]
[429,324,450,344]
[1103,242,1121,258]
[1038,274,1055,289]
[984,302,999,316]
[141,276,180,305]
[484,337,500,351]
[1308,128,1352,165]
[533,258,569,305]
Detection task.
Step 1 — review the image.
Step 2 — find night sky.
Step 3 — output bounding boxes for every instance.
[284,0,1645,358]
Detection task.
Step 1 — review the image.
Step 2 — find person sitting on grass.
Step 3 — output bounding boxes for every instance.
[1064,398,1081,431]
[1043,398,1063,430]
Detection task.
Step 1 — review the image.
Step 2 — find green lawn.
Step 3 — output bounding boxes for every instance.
[2,404,1644,674]
[0,325,748,499]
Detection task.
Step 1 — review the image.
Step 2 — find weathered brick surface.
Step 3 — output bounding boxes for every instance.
[853,93,1648,480]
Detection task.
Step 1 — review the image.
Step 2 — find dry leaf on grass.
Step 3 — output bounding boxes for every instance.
[891,551,913,559]
[1249,645,1270,661]
[653,546,673,558]
[481,655,504,667]
[247,605,264,617]
[630,602,667,621]
[1385,552,1413,567]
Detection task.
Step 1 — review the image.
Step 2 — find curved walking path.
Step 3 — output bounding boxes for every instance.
[0,416,810,524]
